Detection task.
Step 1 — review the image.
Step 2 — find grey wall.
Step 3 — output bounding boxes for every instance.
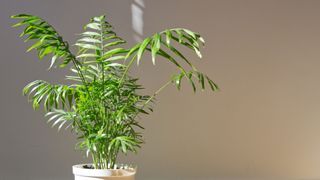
[2,0,320,180]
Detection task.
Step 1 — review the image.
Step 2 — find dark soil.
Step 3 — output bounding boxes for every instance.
[82,165,121,169]
[83,165,94,169]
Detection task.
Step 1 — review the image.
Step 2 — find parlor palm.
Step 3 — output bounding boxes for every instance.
[11,14,218,169]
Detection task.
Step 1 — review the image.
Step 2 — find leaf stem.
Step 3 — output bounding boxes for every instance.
[140,79,172,111]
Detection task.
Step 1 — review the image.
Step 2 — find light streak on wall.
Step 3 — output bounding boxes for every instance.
[131,0,145,42]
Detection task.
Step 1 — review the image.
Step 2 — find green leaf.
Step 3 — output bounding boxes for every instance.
[29,81,46,95]
[206,75,219,91]
[59,57,72,68]
[39,46,54,59]
[77,37,101,44]
[52,116,65,128]
[81,31,101,36]
[173,73,184,90]
[40,35,56,42]
[137,38,151,65]
[121,141,127,153]
[65,76,82,82]
[58,120,68,131]
[161,40,196,70]
[104,56,126,62]
[12,17,39,27]
[151,33,161,65]
[75,43,100,50]
[175,29,183,43]
[182,29,197,39]
[48,55,58,70]
[10,14,33,19]
[67,90,73,108]
[197,72,205,90]
[187,72,196,92]
[171,33,203,59]
[103,40,126,48]
[23,80,42,96]
[199,36,205,45]
[125,43,140,59]
[27,41,42,52]
[156,49,186,75]
[165,30,172,45]
[106,63,124,67]
[85,22,100,30]
[182,33,200,49]
[101,48,128,61]
[19,26,33,37]
[194,47,202,58]
[103,35,119,41]
[93,16,104,22]
[76,53,99,58]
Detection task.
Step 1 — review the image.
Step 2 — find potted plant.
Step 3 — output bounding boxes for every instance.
[11,14,218,180]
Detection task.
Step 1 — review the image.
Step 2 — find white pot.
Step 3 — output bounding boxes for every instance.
[73,164,136,180]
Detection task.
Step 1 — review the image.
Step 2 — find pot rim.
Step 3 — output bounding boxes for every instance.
[73,163,137,177]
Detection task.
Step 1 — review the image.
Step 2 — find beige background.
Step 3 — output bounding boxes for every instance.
[1,0,320,179]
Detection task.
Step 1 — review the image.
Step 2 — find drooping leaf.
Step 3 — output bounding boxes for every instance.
[26,40,42,52]
[11,14,78,68]
[165,30,172,45]
[137,38,151,65]
[151,33,161,65]
[125,43,140,59]
[48,55,58,70]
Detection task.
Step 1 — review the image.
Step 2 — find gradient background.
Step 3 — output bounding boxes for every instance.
[2,0,320,180]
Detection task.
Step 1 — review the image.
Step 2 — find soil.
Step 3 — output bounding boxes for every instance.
[82,165,121,169]
[83,165,94,169]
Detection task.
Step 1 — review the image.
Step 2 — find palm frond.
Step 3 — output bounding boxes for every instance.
[11,14,79,69]
[172,71,219,92]
[124,28,211,92]
[23,80,76,111]
[75,15,128,64]
[45,109,76,131]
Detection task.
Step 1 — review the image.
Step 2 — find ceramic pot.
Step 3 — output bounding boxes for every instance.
[73,164,136,180]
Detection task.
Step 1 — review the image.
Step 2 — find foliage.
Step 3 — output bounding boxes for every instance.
[11,14,218,169]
